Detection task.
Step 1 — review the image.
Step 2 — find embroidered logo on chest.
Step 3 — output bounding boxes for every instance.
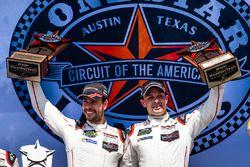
[137,127,152,136]
[83,130,98,138]
[102,133,119,152]
[161,130,180,142]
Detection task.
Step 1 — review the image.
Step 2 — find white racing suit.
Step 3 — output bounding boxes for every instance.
[27,81,124,167]
[121,85,224,167]
[0,149,19,167]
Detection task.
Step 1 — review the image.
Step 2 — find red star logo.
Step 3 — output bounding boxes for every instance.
[79,8,190,111]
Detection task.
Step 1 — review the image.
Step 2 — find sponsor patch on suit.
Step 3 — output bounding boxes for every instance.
[138,136,153,142]
[83,130,98,138]
[102,133,119,152]
[137,127,152,136]
[161,130,180,142]
[85,138,97,144]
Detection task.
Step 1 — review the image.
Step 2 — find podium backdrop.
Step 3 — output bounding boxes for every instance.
[0,0,250,166]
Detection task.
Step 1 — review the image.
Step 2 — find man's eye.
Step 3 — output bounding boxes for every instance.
[83,100,92,103]
[158,95,164,99]
[147,97,154,100]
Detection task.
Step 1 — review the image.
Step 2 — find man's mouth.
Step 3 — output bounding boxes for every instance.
[153,105,162,110]
[85,110,96,115]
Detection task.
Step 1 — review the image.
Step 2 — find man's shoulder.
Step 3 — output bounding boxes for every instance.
[0,148,18,167]
[175,114,188,125]
[107,124,123,133]
[106,125,126,143]
[74,119,84,129]
[126,120,149,137]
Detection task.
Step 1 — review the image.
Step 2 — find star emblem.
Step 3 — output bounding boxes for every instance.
[77,7,190,112]
[20,140,55,167]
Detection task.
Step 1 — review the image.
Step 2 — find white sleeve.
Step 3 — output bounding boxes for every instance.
[184,84,225,139]
[120,134,138,167]
[27,81,73,138]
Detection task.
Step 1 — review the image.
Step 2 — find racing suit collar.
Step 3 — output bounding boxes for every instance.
[86,120,107,130]
[147,113,170,126]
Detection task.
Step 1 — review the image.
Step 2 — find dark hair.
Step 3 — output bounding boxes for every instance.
[102,97,108,102]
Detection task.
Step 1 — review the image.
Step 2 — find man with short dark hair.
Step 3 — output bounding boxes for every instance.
[27,81,124,167]
[121,80,224,167]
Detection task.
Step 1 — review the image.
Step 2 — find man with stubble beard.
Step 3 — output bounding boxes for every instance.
[27,81,124,167]
[121,80,224,167]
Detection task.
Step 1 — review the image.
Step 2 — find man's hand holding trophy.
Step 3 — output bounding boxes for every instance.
[6,32,71,82]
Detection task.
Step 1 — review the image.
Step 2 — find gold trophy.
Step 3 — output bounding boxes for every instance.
[177,38,241,88]
[6,32,71,82]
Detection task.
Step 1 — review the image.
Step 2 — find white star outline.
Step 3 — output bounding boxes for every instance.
[20,140,55,167]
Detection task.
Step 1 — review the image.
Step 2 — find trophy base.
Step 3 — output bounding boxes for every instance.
[6,51,48,82]
[198,52,241,88]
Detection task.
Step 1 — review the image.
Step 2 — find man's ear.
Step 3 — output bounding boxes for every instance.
[140,99,146,108]
[103,99,108,110]
[165,95,168,103]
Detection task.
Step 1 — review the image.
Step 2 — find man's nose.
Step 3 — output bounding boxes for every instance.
[154,98,160,103]
[83,103,92,109]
